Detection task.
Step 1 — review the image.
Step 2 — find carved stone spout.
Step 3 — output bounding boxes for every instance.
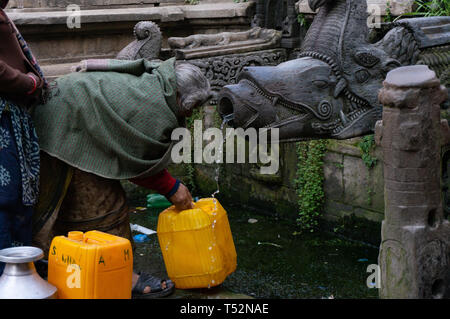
[217,0,450,142]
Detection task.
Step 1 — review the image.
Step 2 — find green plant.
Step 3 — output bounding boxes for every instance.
[294,140,329,233]
[185,0,199,5]
[396,0,450,20]
[358,135,378,169]
[297,13,311,28]
[384,1,393,23]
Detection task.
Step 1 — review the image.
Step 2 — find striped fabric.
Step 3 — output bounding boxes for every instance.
[32,58,181,180]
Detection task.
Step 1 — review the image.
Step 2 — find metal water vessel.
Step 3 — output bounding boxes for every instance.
[0,246,57,299]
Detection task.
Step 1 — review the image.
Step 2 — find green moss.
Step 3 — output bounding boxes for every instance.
[297,13,311,29]
[294,140,329,233]
[183,107,205,194]
[358,135,378,169]
[384,1,393,22]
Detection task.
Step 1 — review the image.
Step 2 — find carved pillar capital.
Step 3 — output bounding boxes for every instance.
[378,65,448,109]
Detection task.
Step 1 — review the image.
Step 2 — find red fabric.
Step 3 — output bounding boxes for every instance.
[130,169,177,196]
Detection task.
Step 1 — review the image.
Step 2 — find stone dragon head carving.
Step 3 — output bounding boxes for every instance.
[217,0,436,142]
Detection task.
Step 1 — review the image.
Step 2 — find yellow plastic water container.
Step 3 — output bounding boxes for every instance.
[48,230,133,299]
[157,198,237,289]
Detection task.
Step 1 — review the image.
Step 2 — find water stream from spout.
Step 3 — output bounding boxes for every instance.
[199,114,235,289]
[211,114,234,199]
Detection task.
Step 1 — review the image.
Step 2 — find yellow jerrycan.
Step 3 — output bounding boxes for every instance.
[48,230,133,299]
[157,198,237,289]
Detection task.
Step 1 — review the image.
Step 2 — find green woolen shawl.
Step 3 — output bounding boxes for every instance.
[32,58,182,180]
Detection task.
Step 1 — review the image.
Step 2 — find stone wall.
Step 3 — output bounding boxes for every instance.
[168,130,385,224]
[6,1,255,78]
[323,139,384,223]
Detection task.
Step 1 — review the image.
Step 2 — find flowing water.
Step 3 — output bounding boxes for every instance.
[211,115,234,199]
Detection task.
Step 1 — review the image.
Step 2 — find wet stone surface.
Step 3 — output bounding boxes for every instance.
[129,200,379,299]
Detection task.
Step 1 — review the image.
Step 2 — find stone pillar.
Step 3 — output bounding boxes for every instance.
[376,65,450,298]
[281,0,300,48]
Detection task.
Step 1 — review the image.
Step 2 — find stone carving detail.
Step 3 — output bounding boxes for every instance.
[378,239,410,298]
[167,26,286,103]
[116,21,162,60]
[250,0,300,48]
[168,28,282,60]
[376,65,450,299]
[217,0,450,142]
[188,49,287,103]
[166,26,288,185]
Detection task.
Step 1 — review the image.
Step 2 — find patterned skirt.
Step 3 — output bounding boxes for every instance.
[0,100,40,207]
[0,109,34,260]
[0,110,22,206]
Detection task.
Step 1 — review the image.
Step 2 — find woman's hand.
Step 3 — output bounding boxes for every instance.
[169,183,194,211]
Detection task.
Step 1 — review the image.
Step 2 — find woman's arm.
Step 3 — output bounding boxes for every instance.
[130,169,194,210]
[130,169,179,198]
[0,59,38,95]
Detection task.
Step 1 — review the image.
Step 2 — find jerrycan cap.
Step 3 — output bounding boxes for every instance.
[68,231,84,241]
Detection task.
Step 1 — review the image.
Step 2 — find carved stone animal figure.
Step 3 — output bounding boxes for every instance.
[217,0,450,142]
[116,21,162,60]
[168,27,278,50]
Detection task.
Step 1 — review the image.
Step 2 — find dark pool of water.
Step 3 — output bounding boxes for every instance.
[129,202,379,299]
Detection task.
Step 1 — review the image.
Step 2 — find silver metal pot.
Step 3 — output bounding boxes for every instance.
[0,246,57,299]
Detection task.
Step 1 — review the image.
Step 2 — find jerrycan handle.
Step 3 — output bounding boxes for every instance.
[83,237,104,245]
[172,202,197,214]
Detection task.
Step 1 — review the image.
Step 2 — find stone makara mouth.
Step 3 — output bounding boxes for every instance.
[218,75,377,142]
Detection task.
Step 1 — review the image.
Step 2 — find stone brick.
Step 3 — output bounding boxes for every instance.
[343,154,371,208]
[322,201,355,221]
[323,152,344,202]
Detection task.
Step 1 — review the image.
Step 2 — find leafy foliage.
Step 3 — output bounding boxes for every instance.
[297,13,311,29]
[357,135,378,169]
[412,0,450,16]
[398,0,450,18]
[294,140,329,233]
[384,1,393,23]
